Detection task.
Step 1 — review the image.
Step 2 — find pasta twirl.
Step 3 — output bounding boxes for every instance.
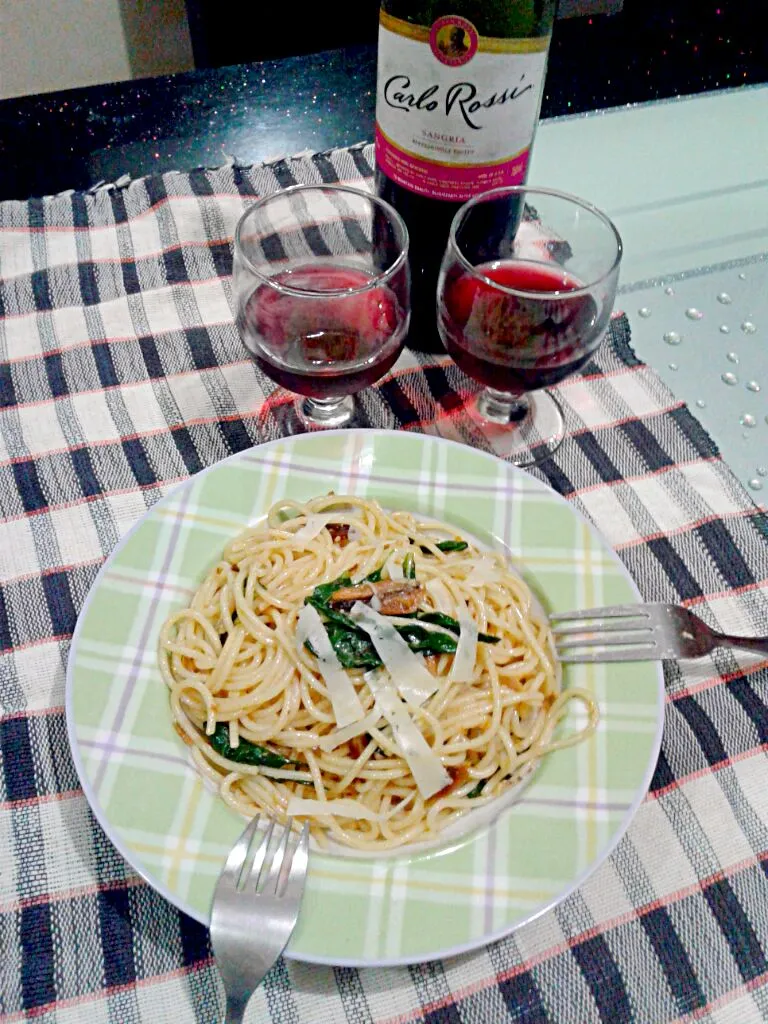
[159,495,598,851]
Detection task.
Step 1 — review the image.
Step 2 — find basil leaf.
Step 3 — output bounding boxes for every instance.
[416,611,500,645]
[306,596,363,633]
[402,552,416,579]
[467,778,488,799]
[365,566,384,583]
[419,540,469,554]
[307,575,353,606]
[321,625,382,669]
[210,723,298,769]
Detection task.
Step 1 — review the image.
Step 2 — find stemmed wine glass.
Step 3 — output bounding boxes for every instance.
[234,184,410,431]
[437,186,622,465]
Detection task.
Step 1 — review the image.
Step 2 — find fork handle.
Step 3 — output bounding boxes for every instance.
[717,634,768,656]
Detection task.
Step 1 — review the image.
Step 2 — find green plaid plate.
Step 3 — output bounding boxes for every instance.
[65,430,664,966]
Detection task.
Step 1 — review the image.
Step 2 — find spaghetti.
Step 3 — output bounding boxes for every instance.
[159,494,598,851]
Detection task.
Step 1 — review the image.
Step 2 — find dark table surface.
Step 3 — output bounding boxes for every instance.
[0,0,764,203]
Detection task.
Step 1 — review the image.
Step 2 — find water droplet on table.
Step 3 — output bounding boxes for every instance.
[741,321,757,334]
[695,399,706,409]
[746,381,761,393]
[664,286,675,296]
[719,325,730,334]
[721,372,738,385]
[758,466,768,477]
[685,308,703,320]
[668,362,678,370]
[717,292,732,305]
[738,272,747,280]
[663,331,682,345]
[726,352,739,364]
[740,413,757,428]
[748,478,764,492]
[638,307,652,318]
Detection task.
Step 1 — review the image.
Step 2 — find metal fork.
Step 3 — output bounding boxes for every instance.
[550,603,768,662]
[210,814,310,1024]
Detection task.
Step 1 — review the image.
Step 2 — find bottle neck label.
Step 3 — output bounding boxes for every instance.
[375,11,549,201]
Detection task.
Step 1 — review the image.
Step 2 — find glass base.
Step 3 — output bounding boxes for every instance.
[469,388,565,466]
[260,392,395,436]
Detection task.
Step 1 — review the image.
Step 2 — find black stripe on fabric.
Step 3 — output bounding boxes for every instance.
[302,224,333,257]
[536,457,576,497]
[109,191,130,225]
[209,241,232,278]
[377,376,419,427]
[143,174,167,210]
[498,971,550,1024]
[27,197,45,229]
[232,165,257,197]
[609,315,641,368]
[695,518,755,589]
[570,935,633,1024]
[219,418,252,455]
[41,572,77,638]
[646,537,703,601]
[77,260,100,307]
[675,696,728,767]
[618,419,674,472]
[573,432,624,483]
[260,232,287,263]
[12,460,48,513]
[20,904,56,1010]
[704,878,768,981]
[31,269,52,312]
[727,678,768,744]
[640,907,705,1015]
[670,406,719,459]
[186,327,218,371]
[138,336,165,379]
[179,915,211,967]
[1,716,37,802]
[189,170,214,196]
[121,258,142,296]
[122,438,156,487]
[43,352,68,398]
[70,192,90,228]
[424,1006,463,1024]
[91,342,119,388]
[424,364,465,417]
[0,362,17,408]
[0,587,12,651]
[312,152,342,184]
[163,248,190,285]
[271,160,298,189]
[170,425,204,476]
[70,447,103,499]
[650,748,675,793]
[98,888,137,988]
[350,146,374,179]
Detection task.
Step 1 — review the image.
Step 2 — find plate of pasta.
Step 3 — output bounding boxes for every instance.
[66,429,664,966]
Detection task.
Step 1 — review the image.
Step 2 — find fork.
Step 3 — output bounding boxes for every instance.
[550,603,768,662]
[210,814,310,1024]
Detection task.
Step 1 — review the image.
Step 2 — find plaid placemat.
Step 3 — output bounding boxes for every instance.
[1,145,767,1024]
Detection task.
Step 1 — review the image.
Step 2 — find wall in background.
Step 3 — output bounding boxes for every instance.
[0,0,194,100]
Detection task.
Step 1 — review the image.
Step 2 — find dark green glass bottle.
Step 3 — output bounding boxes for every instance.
[375,1,556,352]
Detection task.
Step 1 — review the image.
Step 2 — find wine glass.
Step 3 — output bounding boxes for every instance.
[234,184,410,431]
[437,186,622,465]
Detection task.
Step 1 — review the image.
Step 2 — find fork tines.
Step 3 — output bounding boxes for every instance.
[221,814,309,900]
[549,605,659,661]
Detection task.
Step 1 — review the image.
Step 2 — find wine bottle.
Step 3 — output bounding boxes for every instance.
[375,0,556,352]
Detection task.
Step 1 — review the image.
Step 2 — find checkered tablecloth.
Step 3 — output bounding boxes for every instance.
[1,145,768,1024]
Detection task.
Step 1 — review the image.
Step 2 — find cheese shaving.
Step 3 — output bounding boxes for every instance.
[350,602,436,705]
[317,711,382,752]
[449,607,478,683]
[286,797,380,821]
[296,605,365,728]
[425,577,453,612]
[365,670,451,801]
[291,513,354,543]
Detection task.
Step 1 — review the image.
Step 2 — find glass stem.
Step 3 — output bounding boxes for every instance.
[476,388,531,425]
[298,394,355,428]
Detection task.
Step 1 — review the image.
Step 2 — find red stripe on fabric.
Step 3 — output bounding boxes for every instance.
[667,658,768,702]
[3,557,103,588]
[0,875,140,915]
[0,786,82,813]
[616,508,760,551]
[670,970,768,1023]
[0,705,65,721]
[1,477,183,527]
[650,743,768,800]
[684,579,768,607]
[568,455,723,497]
[0,959,216,1021]
[377,848,768,1024]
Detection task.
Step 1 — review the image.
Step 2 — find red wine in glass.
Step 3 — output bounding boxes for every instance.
[240,264,407,401]
[439,259,600,395]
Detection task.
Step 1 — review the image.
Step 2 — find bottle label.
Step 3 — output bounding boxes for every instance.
[375,11,549,201]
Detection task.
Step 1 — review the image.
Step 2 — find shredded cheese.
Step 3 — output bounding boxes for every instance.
[365,670,451,801]
[350,602,436,705]
[296,605,365,728]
